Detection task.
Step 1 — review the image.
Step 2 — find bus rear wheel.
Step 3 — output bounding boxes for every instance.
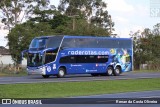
[114,66,121,76]
[107,67,113,76]
[42,75,50,78]
[57,68,66,78]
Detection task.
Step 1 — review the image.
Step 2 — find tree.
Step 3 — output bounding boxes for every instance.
[153,23,160,35]
[0,0,50,31]
[131,23,160,70]
[58,0,114,34]
[29,9,110,36]
[7,0,111,64]
[7,21,54,64]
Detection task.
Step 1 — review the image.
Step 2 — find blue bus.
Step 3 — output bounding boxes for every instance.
[22,35,133,78]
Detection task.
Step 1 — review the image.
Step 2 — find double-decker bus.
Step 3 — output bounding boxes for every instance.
[22,35,133,78]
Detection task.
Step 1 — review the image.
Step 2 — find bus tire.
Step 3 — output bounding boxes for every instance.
[114,66,121,76]
[107,66,113,76]
[57,68,66,78]
[42,75,50,78]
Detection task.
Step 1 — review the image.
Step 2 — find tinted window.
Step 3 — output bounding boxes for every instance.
[27,53,43,67]
[61,37,132,48]
[97,55,109,63]
[98,39,132,48]
[30,38,47,48]
[61,38,75,48]
[75,38,98,48]
[59,55,108,63]
[59,56,76,63]
[76,56,88,63]
[47,36,63,48]
[61,38,98,48]
[44,48,58,64]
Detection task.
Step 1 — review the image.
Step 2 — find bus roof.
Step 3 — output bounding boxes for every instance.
[64,35,131,40]
[34,35,131,40]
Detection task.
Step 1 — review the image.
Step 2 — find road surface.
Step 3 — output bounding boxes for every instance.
[0,90,160,107]
[0,72,160,84]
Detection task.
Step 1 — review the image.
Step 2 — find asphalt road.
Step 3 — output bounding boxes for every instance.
[1,90,160,107]
[0,72,160,84]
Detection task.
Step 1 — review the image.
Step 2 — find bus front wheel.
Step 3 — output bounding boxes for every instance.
[57,68,66,78]
[107,67,113,76]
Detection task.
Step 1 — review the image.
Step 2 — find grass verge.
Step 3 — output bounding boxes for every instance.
[0,70,27,77]
[0,78,160,98]
[134,69,160,73]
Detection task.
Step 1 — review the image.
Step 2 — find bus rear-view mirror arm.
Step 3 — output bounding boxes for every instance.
[21,49,28,62]
[41,48,57,54]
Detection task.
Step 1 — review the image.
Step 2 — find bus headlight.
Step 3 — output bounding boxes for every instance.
[41,67,46,75]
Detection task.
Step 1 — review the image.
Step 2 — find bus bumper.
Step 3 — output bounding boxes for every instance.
[27,67,46,75]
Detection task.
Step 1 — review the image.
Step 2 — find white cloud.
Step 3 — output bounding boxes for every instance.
[131,25,144,32]
[134,4,149,17]
[102,0,155,38]
[104,0,134,12]
[114,28,130,38]
[114,16,129,24]
[115,25,145,38]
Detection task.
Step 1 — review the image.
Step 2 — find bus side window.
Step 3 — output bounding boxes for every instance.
[76,55,108,63]
[76,55,87,63]
[96,55,108,63]
[45,50,57,64]
[60,56,76,63]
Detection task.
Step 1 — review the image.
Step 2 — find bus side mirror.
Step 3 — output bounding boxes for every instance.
[21,49,28,61]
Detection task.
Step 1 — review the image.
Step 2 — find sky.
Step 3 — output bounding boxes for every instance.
[0,0,160,47]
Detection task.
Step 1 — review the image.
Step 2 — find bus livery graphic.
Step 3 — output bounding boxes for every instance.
[22,35,133,78]
[68,50,109,55]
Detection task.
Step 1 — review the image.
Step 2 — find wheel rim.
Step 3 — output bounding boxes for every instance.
[59,70,64,76]
[108,69,112,75]
[115,68,120,74]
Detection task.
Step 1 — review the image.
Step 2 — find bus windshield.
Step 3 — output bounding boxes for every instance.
[27,53,43,67]
[30,38,47,48]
